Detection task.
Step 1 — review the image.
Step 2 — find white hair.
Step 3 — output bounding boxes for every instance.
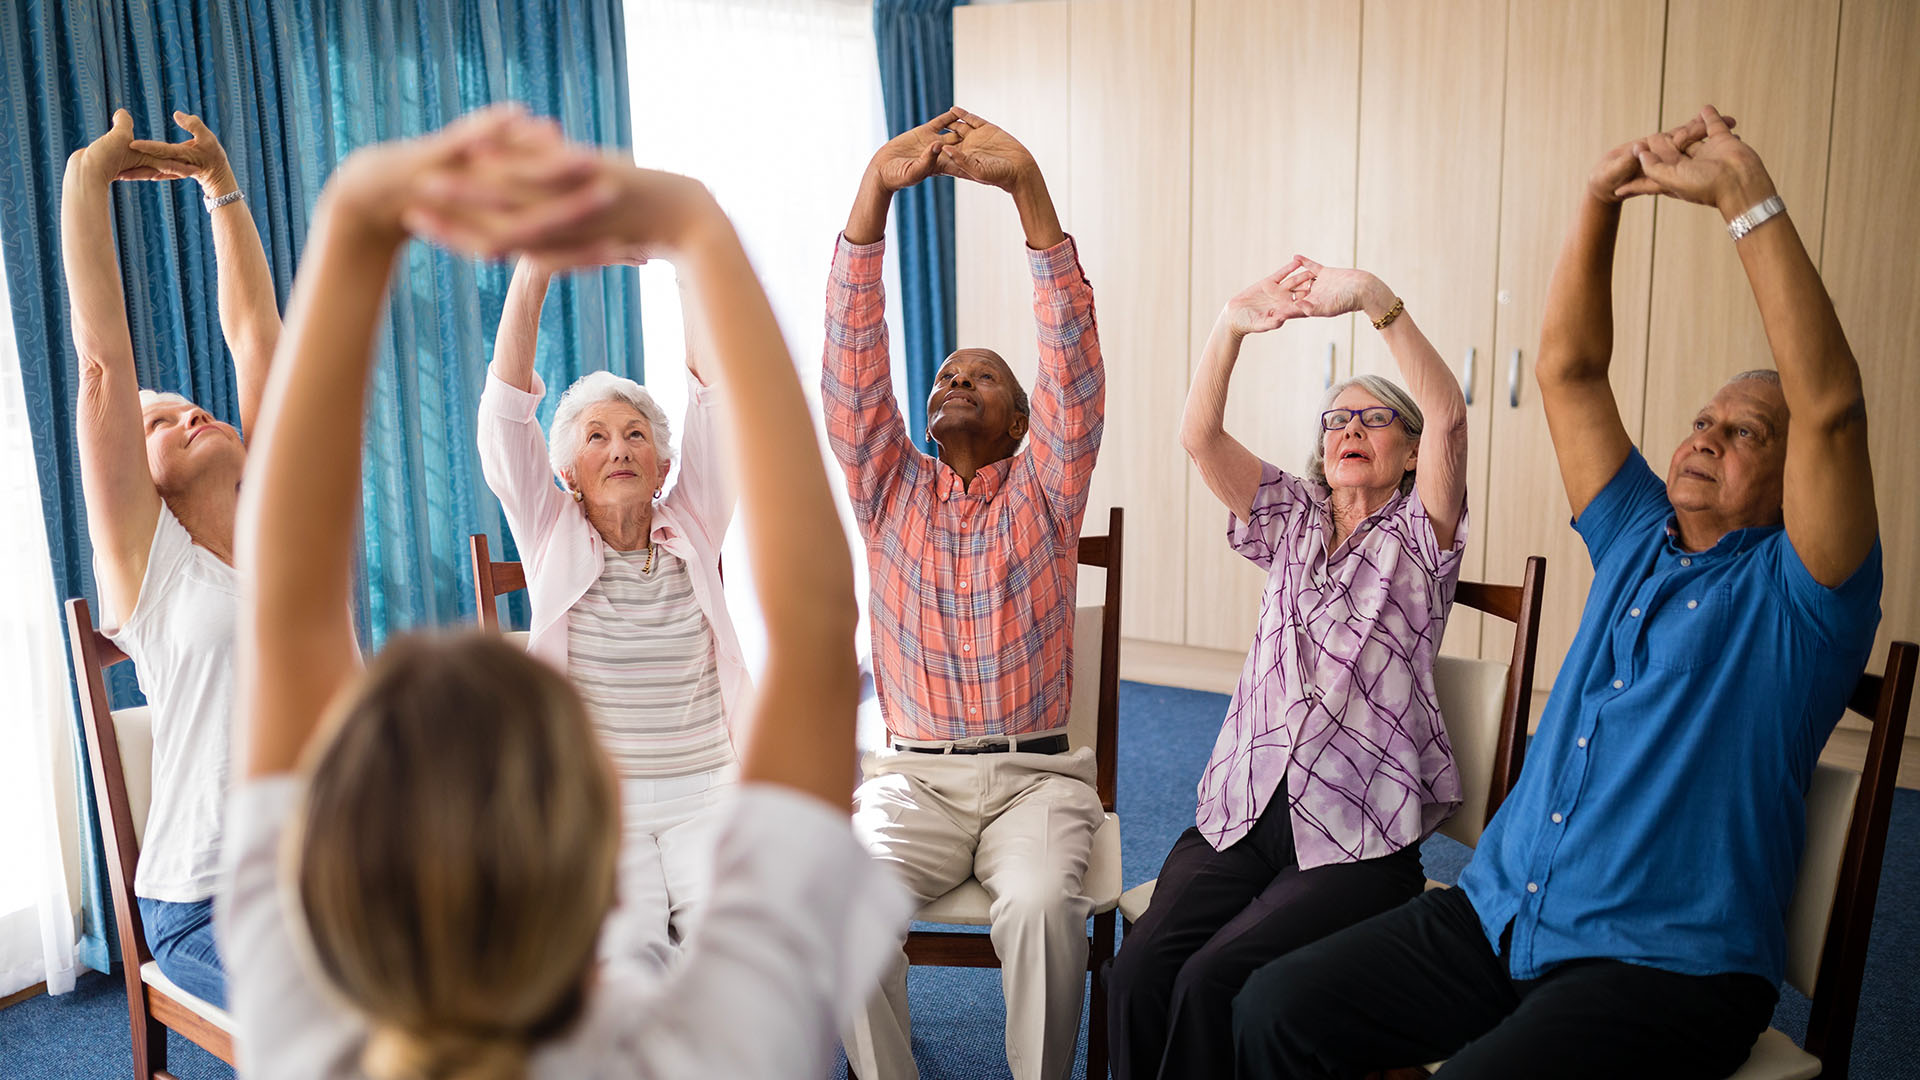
[138,389,195,412]
[1305,373,1424,495]
[546,371,675,487]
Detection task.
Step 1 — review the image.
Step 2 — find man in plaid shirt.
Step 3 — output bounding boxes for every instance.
[825,108,1105,1080]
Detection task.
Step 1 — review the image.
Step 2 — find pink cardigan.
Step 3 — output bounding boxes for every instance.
[476,369,748,728]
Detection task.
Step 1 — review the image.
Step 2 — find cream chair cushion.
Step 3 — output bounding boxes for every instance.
[1066,604,1103,754]
[140,961,236,1033]
[917,812,1122,925]
[1782,761,1860,996]
[504,629,531,649]
[1431,654,1510,849]
[1117,878,1155,925]
[114,706,156,849]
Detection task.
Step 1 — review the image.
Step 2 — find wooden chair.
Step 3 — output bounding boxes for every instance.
[1116,554,1549,931]
[871,507,1126,1080]
[469,531,529,646]
[1717,639,1916,1080]
[63,597,236,1079]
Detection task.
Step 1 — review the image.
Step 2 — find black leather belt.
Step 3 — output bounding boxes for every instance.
[895,733,1070,756]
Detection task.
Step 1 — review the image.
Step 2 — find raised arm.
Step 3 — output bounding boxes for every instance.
[235,109,610,777]
[1181,263,1309,521]
[128,113,281,438]
[823,113,960,522]
[491,258,551,393]
[1292,259,1469,547]
[939,108,1064,250]
[63,111,166,620]
[1631,105,1875,585]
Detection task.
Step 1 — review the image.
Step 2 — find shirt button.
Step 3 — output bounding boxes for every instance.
[969,706,978,714]
[1551,812,1564,824]
[962,643,971,652]
[1613,679,1624,689]
[1680,557,1692,567]
[1629,607,1641,618]
[1526,882,1539,894]
[1577,737,1588,748]
[1687,600,1698,610]
[959,581,968,589]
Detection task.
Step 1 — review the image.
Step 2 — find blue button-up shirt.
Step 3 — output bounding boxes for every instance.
[1459,452,1881,982]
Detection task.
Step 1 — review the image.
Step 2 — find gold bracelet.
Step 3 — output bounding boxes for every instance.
[1372,296,1405,331]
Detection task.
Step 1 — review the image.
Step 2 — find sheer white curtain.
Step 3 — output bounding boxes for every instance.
[0,233,82,998]
[624,0,903,716]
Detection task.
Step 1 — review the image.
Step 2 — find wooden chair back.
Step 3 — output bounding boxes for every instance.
[63,596,235,1076]
[469,532,527,631]
[1790,640,1916,1079]
[1434,555,1548,846]
[1069,507,1124,811]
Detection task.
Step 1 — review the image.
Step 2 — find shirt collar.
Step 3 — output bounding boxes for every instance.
[1661,515,1781,560]
[936,456,1009,502]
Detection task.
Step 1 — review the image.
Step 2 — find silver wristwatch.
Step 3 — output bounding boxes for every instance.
[1726,195,1785,241]
[204,189,246,212]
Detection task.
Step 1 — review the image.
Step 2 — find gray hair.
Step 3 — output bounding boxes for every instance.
[1305,373,1424,494]
[547,371,675,487]
[1728,369,1781,388]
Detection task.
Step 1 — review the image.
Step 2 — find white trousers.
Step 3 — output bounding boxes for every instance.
[597,768,736,978]
[843,746,1103,1080]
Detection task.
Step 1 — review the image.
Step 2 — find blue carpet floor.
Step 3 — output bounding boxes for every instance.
[3,680,1915,1079]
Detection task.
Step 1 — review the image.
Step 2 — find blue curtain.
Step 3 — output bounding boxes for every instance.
[319,1,641,646]
[0,0,634,974]
[874,0,958,448]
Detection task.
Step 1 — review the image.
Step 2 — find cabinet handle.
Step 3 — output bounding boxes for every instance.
[1462,346,1476,406]
[1508,348,1522,408]
[1325,341,1336,389]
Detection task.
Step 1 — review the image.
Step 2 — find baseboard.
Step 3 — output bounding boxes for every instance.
[0,981,46,1012]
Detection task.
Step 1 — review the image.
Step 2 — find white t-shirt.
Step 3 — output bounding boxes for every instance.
[101,505,237,903]
[218,777,909,1079]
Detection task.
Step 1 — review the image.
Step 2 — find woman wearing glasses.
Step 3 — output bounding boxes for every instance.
[1106,256,1469,1080]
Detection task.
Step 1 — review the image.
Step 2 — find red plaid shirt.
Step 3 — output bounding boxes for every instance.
[824,233,1104,741]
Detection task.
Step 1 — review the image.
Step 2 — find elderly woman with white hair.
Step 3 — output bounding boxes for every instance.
[61,109,285,1009]
[1106,257,1470,1079]
[478,257,744,973]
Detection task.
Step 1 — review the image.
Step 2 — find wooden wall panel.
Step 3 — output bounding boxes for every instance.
[1641,0,1842,445]
[1480,0,1666,685]
[1183,0,1362,652]
[1353,0,1508,658]
[1822,0,1920,672]
[953,0,1073,392]
[1068,0,1194,642]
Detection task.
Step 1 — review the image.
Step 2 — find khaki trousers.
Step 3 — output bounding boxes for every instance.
[843,746,1104,1080]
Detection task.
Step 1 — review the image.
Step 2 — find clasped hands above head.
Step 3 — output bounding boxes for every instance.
[322,104,715,273]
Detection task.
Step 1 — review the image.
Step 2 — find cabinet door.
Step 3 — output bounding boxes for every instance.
[1183,0,1361,653]
[1352,0,1508,658]
[1069,0,1194,642]
[1641,0,1842,447]
[1480,0,1666,688]
[1822,0,1920,670]
[954,1,1073,376]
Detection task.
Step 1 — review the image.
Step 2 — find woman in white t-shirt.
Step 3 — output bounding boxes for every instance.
[63,108,284,1008]
[220,108,905,1080]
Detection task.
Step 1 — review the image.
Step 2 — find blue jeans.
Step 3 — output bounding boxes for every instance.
[137,897,227,1009]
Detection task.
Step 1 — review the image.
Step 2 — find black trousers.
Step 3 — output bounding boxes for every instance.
[1231,886,1779,1080]
[1106,795,1425,1080]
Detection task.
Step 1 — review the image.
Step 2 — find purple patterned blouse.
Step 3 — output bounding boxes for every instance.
[1196,462,1466,869]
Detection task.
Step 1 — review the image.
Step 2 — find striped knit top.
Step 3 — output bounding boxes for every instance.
[567,546,733,780]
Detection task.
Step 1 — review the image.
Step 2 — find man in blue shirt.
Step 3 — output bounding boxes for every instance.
[1230,105,1882,1079]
